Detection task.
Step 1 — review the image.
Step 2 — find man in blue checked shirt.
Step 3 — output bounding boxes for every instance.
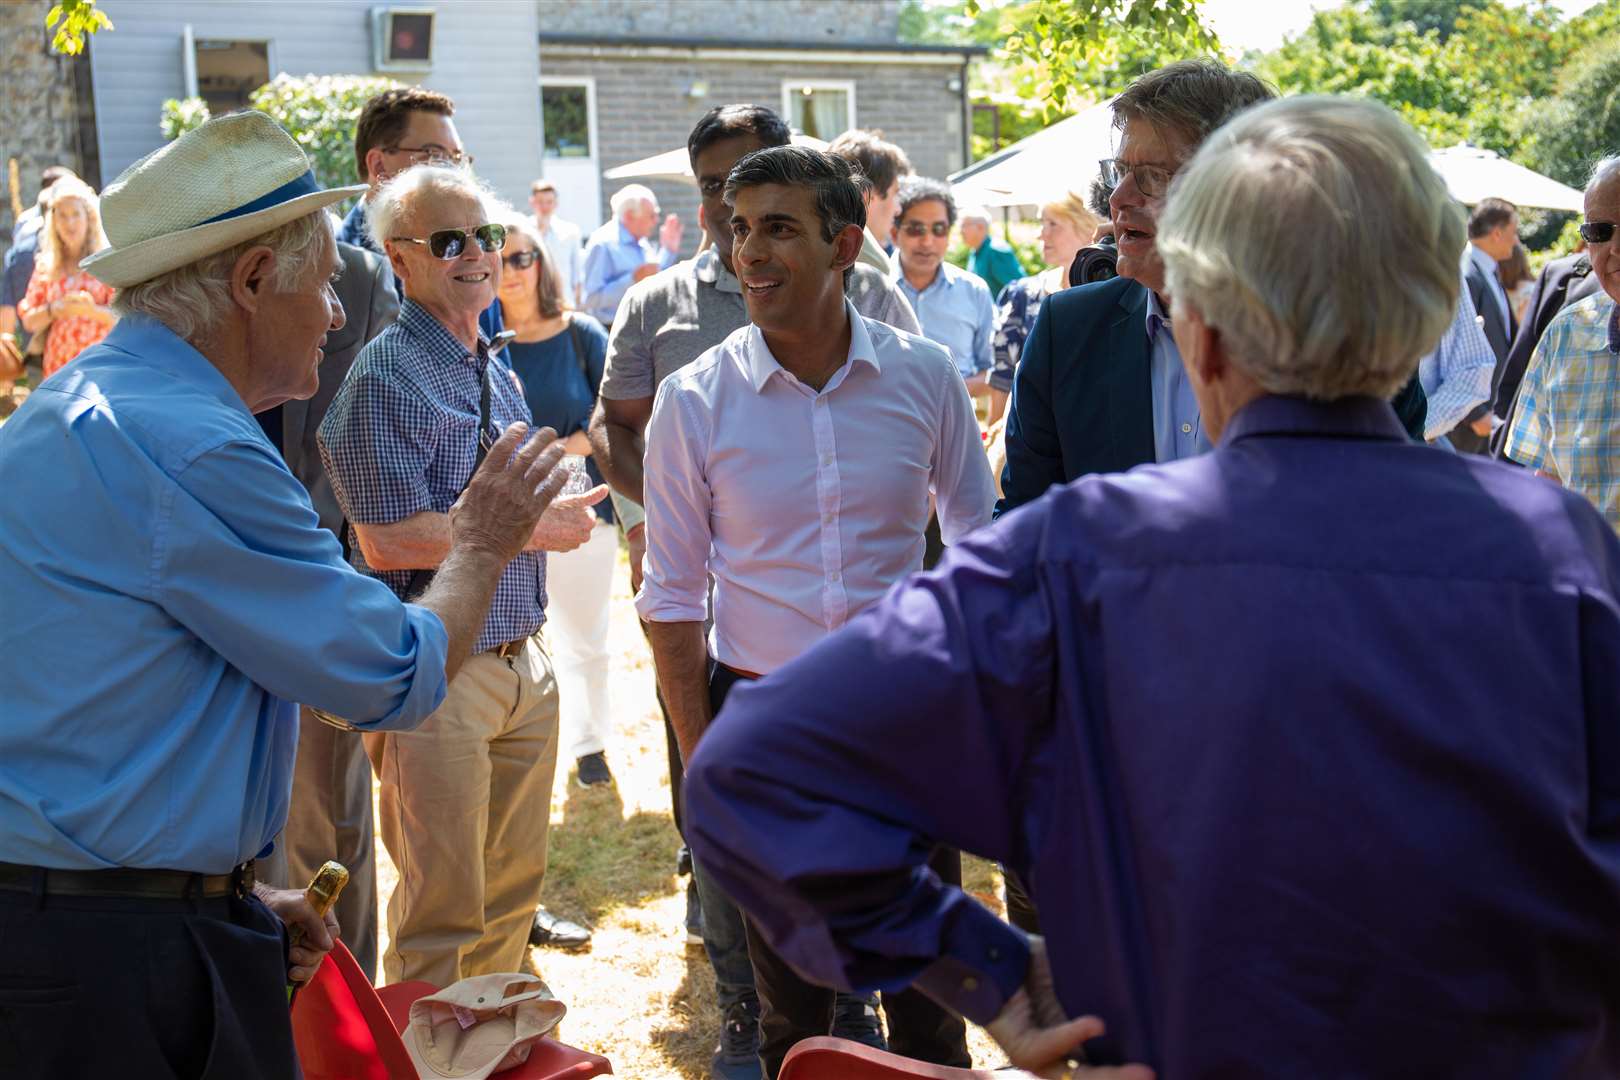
[0,113,574,1077]
[582,183,684,327]
[1417,272,1498,445]
[319,163,606,988]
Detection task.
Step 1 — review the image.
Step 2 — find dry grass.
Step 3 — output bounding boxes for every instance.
[374,551,1010,1077]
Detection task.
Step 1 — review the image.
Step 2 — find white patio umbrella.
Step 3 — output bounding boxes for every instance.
[948,99,1118,209]
[603,133,830,184]
[1427,144,1584,212]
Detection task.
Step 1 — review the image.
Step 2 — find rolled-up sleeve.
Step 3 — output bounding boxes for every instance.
[318,370,441,525]
[160,440,448,730]
[635,377,713,623]
[684,511,1062,1021]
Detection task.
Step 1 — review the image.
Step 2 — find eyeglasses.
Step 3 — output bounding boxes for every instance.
[393,224,507,260]
[1099,158,1176,199]
[1580,221,1617,245]
[900,222,951,238]
[502,250,538,270]
[386,144,474,168]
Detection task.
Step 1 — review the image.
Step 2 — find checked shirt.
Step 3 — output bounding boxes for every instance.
[1504,291,1620,534]
[319,299,547,652]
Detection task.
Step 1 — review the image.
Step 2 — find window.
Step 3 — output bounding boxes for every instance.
[782,80,856,141]
[194,40,270,115]
[542,83,591,159]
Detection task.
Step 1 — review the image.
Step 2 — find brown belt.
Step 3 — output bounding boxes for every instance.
[717,661,762,681]
[489,637,530,660]
[0,859,256,900]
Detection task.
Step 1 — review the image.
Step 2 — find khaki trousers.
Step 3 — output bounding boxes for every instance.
[366,638,559,986]
[262,706,380,980]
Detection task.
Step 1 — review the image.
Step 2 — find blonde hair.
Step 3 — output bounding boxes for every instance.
[1159,96,1462,400]
[1039,191,1099,241]
[39,179,107,279]
[503,215,568,319]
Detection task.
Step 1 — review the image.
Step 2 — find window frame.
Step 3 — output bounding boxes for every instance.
[780,78,858,141]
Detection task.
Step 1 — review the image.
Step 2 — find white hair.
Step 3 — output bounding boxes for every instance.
[1158,95,1462,401]
[958,205,992,225]
[368,163,507,252]
[610,183,657,218]
[113,210,331,342]
[1587,155,1620,193]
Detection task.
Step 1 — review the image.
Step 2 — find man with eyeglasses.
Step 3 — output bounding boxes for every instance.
[893,176,994,398]
[582,184,684,328]
[1504,156,1620,533]
[319,165,606,987]
[997,60,1275,515]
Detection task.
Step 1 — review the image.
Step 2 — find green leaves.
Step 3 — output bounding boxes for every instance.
[45,0,113,57]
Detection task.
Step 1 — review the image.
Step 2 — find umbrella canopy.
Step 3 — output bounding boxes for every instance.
[1427,144,1584,213]
[603,133,830,184]
[949,99,1118,209]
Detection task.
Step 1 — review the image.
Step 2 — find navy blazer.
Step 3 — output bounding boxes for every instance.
[997,276,1155,515]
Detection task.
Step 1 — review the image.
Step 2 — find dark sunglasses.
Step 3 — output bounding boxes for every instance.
[502,250,539,270]
[394,223,507,260]
[1580,221,1617,245]
[900,221,951,238]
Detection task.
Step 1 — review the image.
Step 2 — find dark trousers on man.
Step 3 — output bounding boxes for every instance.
[0,880,296,1079]
[708,663,971,1079]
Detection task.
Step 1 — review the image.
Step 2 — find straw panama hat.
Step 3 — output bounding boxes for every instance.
[82,111,368,288]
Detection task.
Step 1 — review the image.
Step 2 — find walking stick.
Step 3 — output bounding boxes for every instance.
[287,860,350,1005]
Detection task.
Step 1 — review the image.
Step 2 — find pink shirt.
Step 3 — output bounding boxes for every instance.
[637,302,995,674]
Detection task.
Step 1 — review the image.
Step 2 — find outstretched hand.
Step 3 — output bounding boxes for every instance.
[450,423,569,564]
[986,937,1154,1080]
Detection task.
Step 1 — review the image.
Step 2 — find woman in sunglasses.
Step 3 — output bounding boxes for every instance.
[497,216,620,792]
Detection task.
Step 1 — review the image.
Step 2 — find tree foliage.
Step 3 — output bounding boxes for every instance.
[160,73,403,205]
[1532,38,1620,188]
[45,0,112,56]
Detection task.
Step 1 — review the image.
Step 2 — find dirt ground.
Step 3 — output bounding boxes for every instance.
[371,551,1010,1077]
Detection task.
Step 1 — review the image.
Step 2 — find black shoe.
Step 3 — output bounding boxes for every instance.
[529,906,592,950]
[576,751,613,787]
[711,997,762,1080]
[831,991,887,1050]
[676,844,693,876]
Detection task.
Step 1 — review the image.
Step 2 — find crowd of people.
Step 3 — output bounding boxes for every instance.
[2,52,1620,1080]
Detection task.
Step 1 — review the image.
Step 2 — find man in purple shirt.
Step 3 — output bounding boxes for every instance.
[685,97,1620,1077]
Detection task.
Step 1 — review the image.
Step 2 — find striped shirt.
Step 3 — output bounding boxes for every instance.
[1504,291,1620,532]
[319,300,547,651]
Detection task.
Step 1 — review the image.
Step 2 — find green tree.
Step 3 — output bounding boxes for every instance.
[1530,37,1620,188]
[160,73,403,205]
[45,0,112,56]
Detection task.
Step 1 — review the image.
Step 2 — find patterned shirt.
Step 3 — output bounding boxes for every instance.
[1416,277,1497,441]
[989,268,1061,394]
[19,268,116,376]
[1504,291,1620,532]
[319,299,547,651]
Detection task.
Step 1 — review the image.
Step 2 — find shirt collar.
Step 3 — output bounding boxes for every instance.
[741,299,877,393]
[397,299,486,365]
[617,221,639,247]
[902,260,953,296]
[1145,289,1172,344]
[1220,394,1409,446]
[1466,242,1498,279]
[693,248,742,295]
[98,314,253,414]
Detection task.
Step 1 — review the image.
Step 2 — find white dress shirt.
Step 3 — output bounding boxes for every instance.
[637,300,995,674]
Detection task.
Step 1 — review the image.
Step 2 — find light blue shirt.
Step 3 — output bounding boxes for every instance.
[581,220,676,327]
[0,316,450,873]
[1417,274,1497,441]
[1146,291,1209,462]
[896,260,994,379]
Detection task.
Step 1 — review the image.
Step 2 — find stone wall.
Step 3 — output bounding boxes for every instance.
[0,0,94,245]
[542,0,903,44]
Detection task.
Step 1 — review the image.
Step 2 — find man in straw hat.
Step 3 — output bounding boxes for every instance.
[0,112,576,1076]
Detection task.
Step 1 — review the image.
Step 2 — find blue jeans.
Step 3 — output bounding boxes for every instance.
[692,850,759,1009]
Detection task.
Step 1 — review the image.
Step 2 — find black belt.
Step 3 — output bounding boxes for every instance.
[0,859,256,900]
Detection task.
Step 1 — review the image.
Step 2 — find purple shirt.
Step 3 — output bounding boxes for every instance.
[685,394,1620,1075]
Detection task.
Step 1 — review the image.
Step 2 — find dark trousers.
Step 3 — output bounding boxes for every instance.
[0,885,297,1079]
[709,663,971,1078]
[1003,868,1042,935]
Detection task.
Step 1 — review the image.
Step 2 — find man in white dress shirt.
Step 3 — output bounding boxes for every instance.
[530,178,584,306]
[637,145,995,1078]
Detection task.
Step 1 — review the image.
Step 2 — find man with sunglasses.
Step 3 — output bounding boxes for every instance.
[1504,156,1620,533]
[893,176,995,398]
[319,166,606,987]
[997,60,1274,515]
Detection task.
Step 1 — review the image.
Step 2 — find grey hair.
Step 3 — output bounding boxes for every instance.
[1588,155,1620,193]
[113,210,330,342]
[958,205,992,225]
[609,183,657,217]
[1158,95,1463,401]
[1113,58,1276,150]
[368,163,504,251]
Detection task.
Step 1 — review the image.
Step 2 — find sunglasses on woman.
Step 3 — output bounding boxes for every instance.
[1580,221,1617,245]
[502,250,539,270]
[393,223,507,260]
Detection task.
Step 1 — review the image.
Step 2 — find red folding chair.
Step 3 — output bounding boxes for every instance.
[780,1036,1010,1080]
[290,939,613,1079]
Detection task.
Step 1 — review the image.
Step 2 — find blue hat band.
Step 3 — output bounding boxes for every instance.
[197,170,323,227]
